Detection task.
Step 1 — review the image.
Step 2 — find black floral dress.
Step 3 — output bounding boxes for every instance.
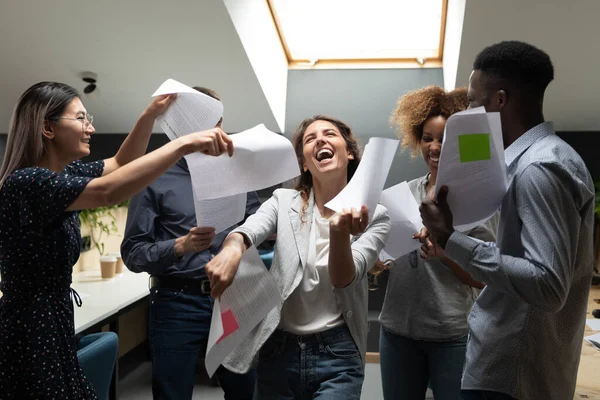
[0,160,104,399]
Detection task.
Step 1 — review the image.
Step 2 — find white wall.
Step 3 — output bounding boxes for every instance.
[456,0,600,130]
[223,0,288,132]
[442,0,466,90]
[286,68,444,186]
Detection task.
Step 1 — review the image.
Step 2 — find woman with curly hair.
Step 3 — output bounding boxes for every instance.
[378,86,498,400]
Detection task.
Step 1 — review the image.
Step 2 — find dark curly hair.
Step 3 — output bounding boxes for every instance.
[390,86,469,157]
[473,40,554,96]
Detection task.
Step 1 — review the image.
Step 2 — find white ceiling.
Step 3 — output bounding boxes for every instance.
[0,0,279,134]
[455,0,600,131]
[1,0,599,136]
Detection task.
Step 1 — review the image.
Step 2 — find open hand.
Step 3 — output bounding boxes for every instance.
[413,227,446,260]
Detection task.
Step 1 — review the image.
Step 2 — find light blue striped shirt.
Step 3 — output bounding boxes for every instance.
[445,122,595,400]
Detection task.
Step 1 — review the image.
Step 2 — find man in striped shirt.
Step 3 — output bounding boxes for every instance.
[420,41,595,400]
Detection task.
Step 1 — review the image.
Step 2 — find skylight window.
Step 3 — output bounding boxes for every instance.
[268,0,447,68]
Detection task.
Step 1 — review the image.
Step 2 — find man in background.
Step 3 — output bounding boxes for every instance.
[122,86,259,400]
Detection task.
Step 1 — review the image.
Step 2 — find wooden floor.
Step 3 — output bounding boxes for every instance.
[575,285,600,399]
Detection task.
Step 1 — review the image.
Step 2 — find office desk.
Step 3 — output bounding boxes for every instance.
[72,268,150,400]
[72,268,149,335]
[576,286,600,398]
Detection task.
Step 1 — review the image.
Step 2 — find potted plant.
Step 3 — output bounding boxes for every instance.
[77,200,129,274]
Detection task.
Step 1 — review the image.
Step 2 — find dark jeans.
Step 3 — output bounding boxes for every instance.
[255,325,364,400]
[149,287,256,400]
[462,390,516,400]
[379,326,467,400]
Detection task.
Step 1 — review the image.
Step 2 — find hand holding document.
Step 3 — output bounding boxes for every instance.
[185,124,300,200]
[380,181,424,259]
[205,246,282,377]
[326,137,398,220]
[152,78,223,140]
[434,107,507,229]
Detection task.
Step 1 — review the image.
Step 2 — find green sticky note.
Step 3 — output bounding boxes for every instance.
[458,133,490,163]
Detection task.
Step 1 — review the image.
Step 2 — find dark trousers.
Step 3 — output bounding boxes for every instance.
[149,287,255,400]
[462,390,517,400]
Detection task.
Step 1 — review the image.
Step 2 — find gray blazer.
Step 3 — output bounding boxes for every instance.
[223,188,391,373]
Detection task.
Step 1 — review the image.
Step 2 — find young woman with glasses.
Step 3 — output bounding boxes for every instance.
[0,81,232,399]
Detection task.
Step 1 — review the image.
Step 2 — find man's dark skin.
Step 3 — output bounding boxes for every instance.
[419,69,547,251]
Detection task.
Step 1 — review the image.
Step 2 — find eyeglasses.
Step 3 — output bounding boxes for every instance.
[54,113,94,132]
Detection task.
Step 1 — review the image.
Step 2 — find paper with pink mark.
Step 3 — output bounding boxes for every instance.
[205,246,282,377]
[216,307,239,344]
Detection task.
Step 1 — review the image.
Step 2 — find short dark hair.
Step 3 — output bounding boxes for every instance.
[473,41,554,95]
[192,86,220,101]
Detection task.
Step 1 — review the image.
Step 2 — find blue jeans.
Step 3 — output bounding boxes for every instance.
[149,287,256,400]
[461,391,516,400]
[255,325,364,400]
[379,326,467,400]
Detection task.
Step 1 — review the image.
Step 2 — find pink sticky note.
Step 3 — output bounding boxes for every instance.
[216,308,239,344]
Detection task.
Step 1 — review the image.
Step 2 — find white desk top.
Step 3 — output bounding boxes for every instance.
[72,268,149,334]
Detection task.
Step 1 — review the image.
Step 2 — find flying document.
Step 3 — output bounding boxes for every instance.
[205,246,282,377]
[326,137,398,220]
[192,191,247,235]
[185,124,300,200]
[152,78,224,140]
[434,107,507,230]
[380,181,424,260]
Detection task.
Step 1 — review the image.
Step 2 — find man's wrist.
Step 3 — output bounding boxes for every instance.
[174,236,186,258]
[438,229,454,249]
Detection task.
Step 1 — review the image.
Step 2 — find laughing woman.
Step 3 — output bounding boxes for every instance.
[206,115,391,399]
[378,86,497,400]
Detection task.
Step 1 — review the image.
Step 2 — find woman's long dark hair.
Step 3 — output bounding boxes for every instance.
[0,82,79,190]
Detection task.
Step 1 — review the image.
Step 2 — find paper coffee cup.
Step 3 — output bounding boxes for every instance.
[99,255,117,279]
[108,252,124,274]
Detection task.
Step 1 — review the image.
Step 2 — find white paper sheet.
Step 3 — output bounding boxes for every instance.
[434,107,507,228]
[185,124,300,200]
[192,192,247,234]
[584,332,600,350]
[205,246,282,377]
[325,137,398,219]
[152,78,224,140]
[380,181,424,259]
[586,319,600,331]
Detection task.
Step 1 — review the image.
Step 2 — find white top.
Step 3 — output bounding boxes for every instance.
[280,205,344,334]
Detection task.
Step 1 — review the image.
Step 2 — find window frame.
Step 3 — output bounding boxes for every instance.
[266,0,448,69]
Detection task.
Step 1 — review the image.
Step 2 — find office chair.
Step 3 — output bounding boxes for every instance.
[77,332,119,400]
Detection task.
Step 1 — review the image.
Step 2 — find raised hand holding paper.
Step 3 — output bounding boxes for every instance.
[152,78,223,140]
[434,107,507,229]
[186,124,300,200]
[325,137,398,219]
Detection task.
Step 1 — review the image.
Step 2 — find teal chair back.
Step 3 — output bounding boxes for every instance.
[77,332,118,400]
